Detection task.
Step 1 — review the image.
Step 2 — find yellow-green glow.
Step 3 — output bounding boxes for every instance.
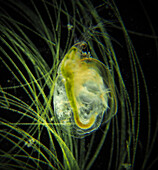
[0,0,157,169]
[54,42,117,136]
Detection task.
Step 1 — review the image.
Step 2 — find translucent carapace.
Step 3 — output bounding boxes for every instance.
[53,42,117,137]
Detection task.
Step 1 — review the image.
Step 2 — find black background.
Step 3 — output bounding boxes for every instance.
[0,0,158,169]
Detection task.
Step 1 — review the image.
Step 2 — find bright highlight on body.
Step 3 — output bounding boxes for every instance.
[54,41,117,137]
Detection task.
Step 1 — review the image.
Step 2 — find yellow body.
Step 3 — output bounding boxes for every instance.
[60,43,108,129]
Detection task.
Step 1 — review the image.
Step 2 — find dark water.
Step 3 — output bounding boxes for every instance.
[0,0,157,169]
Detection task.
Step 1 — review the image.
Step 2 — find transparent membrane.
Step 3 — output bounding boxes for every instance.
[0,0,157,169]
[54,42,117,137]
